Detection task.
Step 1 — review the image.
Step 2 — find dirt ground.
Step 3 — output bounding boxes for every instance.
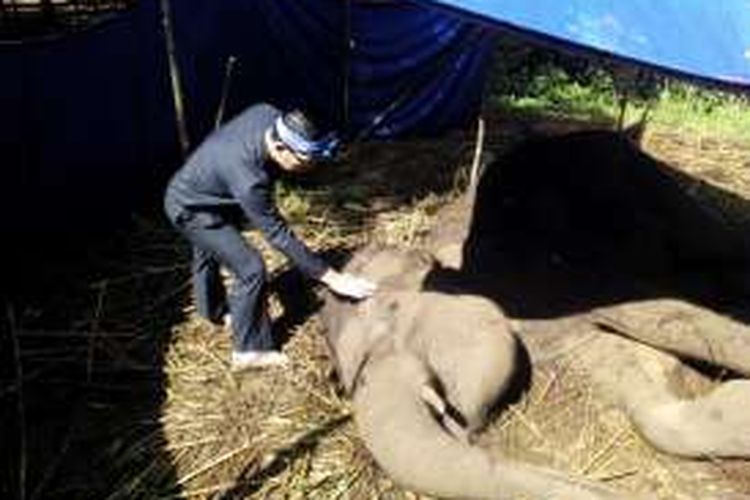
[5,114,750,499]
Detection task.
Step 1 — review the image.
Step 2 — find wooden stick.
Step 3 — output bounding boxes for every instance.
[7,304,27,500]
[87,280,108,382]
[177,440,257,485]
[341,0,352,129]
[534,367,560,406]
[214,55,236,130]
[15,330,136,339]
[469,113,486,196]
[159,0,190,156]
[579,426,631,475]
[88,263,189,287]
[29,414,77,500]
[171,481,236,498]
[507,404,545,442]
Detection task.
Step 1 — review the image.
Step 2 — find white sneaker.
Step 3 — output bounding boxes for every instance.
[231,350,289,372]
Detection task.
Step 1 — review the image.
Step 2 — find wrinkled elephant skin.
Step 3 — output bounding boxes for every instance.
[321,248,630,499]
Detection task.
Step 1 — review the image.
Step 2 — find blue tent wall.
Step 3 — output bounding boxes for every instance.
[169,0,492,140]
[346,1,492,137]
[166,0,344,143]
[1,0,491,235]
[0,1,178,234]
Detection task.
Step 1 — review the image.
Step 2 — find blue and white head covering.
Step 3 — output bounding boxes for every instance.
[273,114,340,162]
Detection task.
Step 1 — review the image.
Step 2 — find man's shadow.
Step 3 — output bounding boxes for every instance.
[427,129,750,332]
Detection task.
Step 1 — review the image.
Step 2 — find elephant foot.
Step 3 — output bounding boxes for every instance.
[631,380,750,458]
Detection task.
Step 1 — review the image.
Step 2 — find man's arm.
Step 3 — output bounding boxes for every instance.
[237,181,329,279]
[235,182,376,299]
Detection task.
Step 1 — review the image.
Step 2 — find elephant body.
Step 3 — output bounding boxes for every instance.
[321,247,627,499]
[320,130,750,498]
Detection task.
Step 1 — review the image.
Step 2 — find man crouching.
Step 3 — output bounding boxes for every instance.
[164,104,376,371]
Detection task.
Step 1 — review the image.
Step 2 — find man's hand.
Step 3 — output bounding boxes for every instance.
[320,269,377,300]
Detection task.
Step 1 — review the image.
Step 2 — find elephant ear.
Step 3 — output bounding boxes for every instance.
[328,294,401,395]
[323,248,437,395]
[323,288,423,395]
[320,293,361,394]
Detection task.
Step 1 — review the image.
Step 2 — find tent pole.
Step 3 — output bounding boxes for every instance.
[465,54,493,237]
[160,0,190,157]
[6,304,26,500]
[469,59,491,199]
[214,55,237,130]
[342,0,352,131]
[469,113,486,194]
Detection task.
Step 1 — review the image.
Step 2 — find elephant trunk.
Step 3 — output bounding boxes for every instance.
[353,354,628,500]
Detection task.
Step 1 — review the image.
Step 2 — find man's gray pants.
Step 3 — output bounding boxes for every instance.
[168,208,274,353]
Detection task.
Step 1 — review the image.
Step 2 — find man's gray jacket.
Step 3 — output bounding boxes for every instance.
[163,103,328,278]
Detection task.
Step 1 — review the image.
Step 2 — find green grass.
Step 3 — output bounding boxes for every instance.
[652,85,750,143]
[491,61,750,144]
[492,66,618,124]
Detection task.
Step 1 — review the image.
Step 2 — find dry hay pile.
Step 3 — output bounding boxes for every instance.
[475,320,750,500]
[157,135,476,499]
[7,117,749,499]
[157,119,750,499]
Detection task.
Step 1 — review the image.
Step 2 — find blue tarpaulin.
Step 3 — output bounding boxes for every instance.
[346,2,491,138]
[0,1,177,234]
[1,0,492,234]
[3,0,750,236]
[170,0,492,140]
[429,0,750,88]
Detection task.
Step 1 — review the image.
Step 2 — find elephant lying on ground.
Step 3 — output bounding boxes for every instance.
[320,131,750,498]
[458,129,750,461]
[321,247,630,500]
[322,246,750,499]
[587,300,750,458]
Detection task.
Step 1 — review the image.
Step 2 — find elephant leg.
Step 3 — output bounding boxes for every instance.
[592,299,750,377]
[630,379,750,458]
[415,293,518,431]
[354,352,628,500]
[583,332,750,458]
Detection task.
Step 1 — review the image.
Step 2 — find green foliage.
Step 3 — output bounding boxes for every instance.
[494,64,617,122]
[652,85,750,141]
[488,37,750,144]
